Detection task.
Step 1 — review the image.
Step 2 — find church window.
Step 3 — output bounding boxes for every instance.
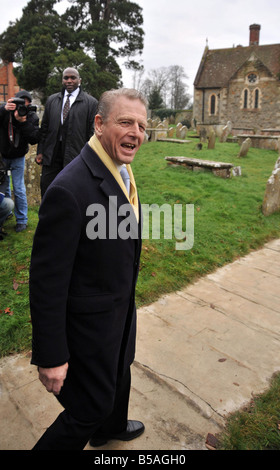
[247,73,257,84]
[243,89,249,109]
[254,88,260,109]
[210,94,217,115]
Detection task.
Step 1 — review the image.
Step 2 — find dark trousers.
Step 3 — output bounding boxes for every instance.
[32,368,131,451]
[40,143,64,198]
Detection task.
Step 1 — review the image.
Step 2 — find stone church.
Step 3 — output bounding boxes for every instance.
[193,25,280,133]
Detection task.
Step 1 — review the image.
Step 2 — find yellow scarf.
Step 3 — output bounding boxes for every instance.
[88,135,139,222]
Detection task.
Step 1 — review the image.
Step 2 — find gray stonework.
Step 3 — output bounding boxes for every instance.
[262,156,280,216]
[24,146,41,206]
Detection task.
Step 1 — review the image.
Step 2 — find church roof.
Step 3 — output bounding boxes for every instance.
[194,43,280,88]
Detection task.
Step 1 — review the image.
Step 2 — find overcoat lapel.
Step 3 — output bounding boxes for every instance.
[81,144,141,242]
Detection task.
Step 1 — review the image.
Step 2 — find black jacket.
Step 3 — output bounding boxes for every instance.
[37,87,98,167]
[0,154,9,195]
[0,106,39,159]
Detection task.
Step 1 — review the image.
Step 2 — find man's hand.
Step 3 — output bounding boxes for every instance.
[4,99,16,112]
[35,153,43,165]
[38,363,69,395]
[14,110,27,123]
[4,99,27,123]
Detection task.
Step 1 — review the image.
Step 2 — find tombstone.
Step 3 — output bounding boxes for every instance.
[162,119,169,129]
[215,125,224,139]
[208,129,216,149]
[152,119,159,127]
[179,126,187,140]
[147,118,153,128]
[167,127,175,138]
[155,123,167,140]
[24,147,41,206]
[219,124,230,143]
[226,121,232,133]
[238,137,251,157]
[262,157,280,216]
[200,127,207,143]
[176,123,182,138]
[231,166,242,177]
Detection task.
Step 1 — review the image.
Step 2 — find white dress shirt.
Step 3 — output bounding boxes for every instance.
[61,87,80,124]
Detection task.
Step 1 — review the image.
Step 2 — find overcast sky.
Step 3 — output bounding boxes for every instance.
[0,0,279,97]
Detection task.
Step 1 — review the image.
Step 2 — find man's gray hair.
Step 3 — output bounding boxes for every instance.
[97,88,148,120]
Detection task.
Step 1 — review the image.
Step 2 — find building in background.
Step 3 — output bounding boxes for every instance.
[0,61,20,103]
[193,25,280,133]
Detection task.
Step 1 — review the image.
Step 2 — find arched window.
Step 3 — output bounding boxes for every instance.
[254,88,259,109]
[243,89,249,109]
[210,94,216,115]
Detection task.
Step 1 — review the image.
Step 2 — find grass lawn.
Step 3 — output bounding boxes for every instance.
[133,138,280,304]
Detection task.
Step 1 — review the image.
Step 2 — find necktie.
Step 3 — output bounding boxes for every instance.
[63,94,71,122]
[120,166,130,196]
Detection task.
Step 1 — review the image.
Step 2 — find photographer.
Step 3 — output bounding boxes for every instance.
[0,154,14,240]
[0,90,39,232]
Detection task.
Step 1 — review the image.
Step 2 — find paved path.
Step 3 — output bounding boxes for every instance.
[1,239,280,450]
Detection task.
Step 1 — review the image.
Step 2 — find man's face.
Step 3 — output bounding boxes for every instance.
[95,97,147,165]
[62,68,81,93]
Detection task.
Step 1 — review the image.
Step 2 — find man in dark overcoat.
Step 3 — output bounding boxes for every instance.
[36,67,98,197]
[30,88,148,450]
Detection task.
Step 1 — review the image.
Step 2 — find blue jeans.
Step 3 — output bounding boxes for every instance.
[0,196,14,227]
[3,157,28,225]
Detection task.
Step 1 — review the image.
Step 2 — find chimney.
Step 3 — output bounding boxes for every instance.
[249,24,261,46]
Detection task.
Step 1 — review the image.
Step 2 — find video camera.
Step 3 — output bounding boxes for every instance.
[10,97,37,117]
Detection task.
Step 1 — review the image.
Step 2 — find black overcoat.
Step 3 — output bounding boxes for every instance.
[30,143,142,422]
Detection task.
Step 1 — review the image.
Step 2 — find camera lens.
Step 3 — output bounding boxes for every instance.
[17,106,28,117]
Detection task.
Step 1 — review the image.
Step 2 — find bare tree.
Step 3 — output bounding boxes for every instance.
[168,65,190,109]
[138,65,191,110]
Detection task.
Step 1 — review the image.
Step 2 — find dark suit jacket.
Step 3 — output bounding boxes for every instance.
[30,143,142,422]
[37,88,98,166]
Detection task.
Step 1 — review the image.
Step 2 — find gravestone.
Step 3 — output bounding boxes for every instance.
[226,121,232,133]
[220,124,230,143]
[176,123,182,138]
[200,127,207,143]
[238,137,251,157]
[215,125,224,139]
[208,129,216,149]
[167,127,175,137]
[156,123,167,140]
[24,147,41,206]
[178,126,187,139]
[262,157,280,216]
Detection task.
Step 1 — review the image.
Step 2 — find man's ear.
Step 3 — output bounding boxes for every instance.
[94,115,103,137]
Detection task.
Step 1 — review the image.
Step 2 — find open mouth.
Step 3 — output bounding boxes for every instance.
[121,143,136,150]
